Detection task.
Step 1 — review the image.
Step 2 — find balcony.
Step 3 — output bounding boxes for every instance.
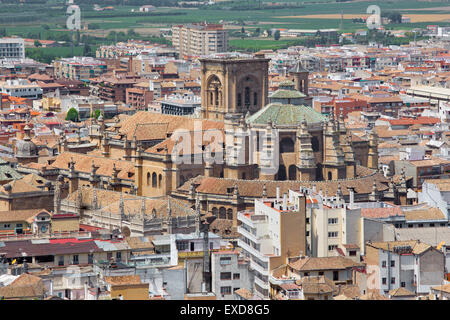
[254,275,269,290]
[250,259,269,277]
[237,239,269,263]
[269,275,297,286]
[237,211,266,228]
[237,226,258,243]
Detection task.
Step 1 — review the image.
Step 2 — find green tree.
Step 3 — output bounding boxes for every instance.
[65,108,79,122]
[83,43,91,56]
[94,109,101,119]
[274,29,280,41]
[42,24,50,30]
[34,40,42,47]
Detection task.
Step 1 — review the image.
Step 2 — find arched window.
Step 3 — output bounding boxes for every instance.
[289,165,296,180]
[242,172,246,179]
[253,92,257,106]
[237,93,242,107]
[147,172,151,185]
[158,174,162,188]
[212,207,218,217]
[152,172,157,188]
[277,165,287,181]
[280,138,295,153]
[226,208,233,220]
[311,136,320,152]
[219,207,226,219]
[328,172,332,181]
[245,87,250,107]
[215,87,219,106]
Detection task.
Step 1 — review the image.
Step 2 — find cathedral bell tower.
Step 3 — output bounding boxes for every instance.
[199,54,269,121]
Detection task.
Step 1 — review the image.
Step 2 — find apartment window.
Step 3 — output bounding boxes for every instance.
[333,271,339,281]
[328,232,338,238]
[58,256,64,266]
[220,257,231,265]
[220,286,232,295]
[176,241,188,251]
[306,218,310,224]
[382,261,386,268]
[349,251,356,256]
[3,224,10,228]
[116,252,122,261]
[391,277,395,285]
[440,223,446,226]
[390,260,395,267]
[382,278,387,285]
[401,282,406,288]
[220,272,232,280]
[328,218,338,224]
[88,254,94,264]
[318,272,324,276]
[306,231,309,236]
[304,272,309,276]
[73,255,79,265]
[328,245,337,251]
[429,223,435,227]
[233,273,240,280]
[418,224,424,228]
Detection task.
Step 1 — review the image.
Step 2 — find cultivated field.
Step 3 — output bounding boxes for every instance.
[278,14,450,23]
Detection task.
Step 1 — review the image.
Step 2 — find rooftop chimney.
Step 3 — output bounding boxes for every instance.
[276,186,280,203]
[282,193,287,211]
[348,187,355,207]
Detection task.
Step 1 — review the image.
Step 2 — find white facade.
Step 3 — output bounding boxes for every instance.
[237,193,300,299]
[210,251,253,300]
[0,38,25,60]
[1,79,43,99]
[418,180,450,220]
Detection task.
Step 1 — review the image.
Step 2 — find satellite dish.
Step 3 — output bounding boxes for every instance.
[121,226,131,237]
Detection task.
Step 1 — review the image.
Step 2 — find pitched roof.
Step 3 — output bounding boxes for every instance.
[234,288,253,300]
[289,256,363,272]
[51,152,135,180]
[361,207,403,219]
[366,240,432,255]
[0,209,50,224]
[389,287,415,297]
[177,167,388,198]
[296,276,335,295]
[0,273,46,299]
[104,275,142,285]
[403,207,446,222]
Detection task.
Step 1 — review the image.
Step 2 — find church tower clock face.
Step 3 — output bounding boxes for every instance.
[41,225,48,233]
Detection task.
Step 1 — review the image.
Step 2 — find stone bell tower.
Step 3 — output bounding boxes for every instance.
[199,54,269,121]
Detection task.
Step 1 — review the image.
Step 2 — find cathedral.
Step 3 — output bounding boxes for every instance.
[16,54,387,229]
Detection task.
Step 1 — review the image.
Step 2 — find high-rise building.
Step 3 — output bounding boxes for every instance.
[171,23,229,58]
[0,38,25,60]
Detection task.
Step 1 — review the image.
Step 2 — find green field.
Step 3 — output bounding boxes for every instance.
[1,0,449,56]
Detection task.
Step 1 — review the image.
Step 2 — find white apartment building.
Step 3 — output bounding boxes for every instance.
[237,191,306,299]
[418,178,450,220]
[0,79,42,100]
[365,240,445,296]
[289,187,394,259]
[172,23,229,57]
[210,250,253,300]
[0,38,25,60]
